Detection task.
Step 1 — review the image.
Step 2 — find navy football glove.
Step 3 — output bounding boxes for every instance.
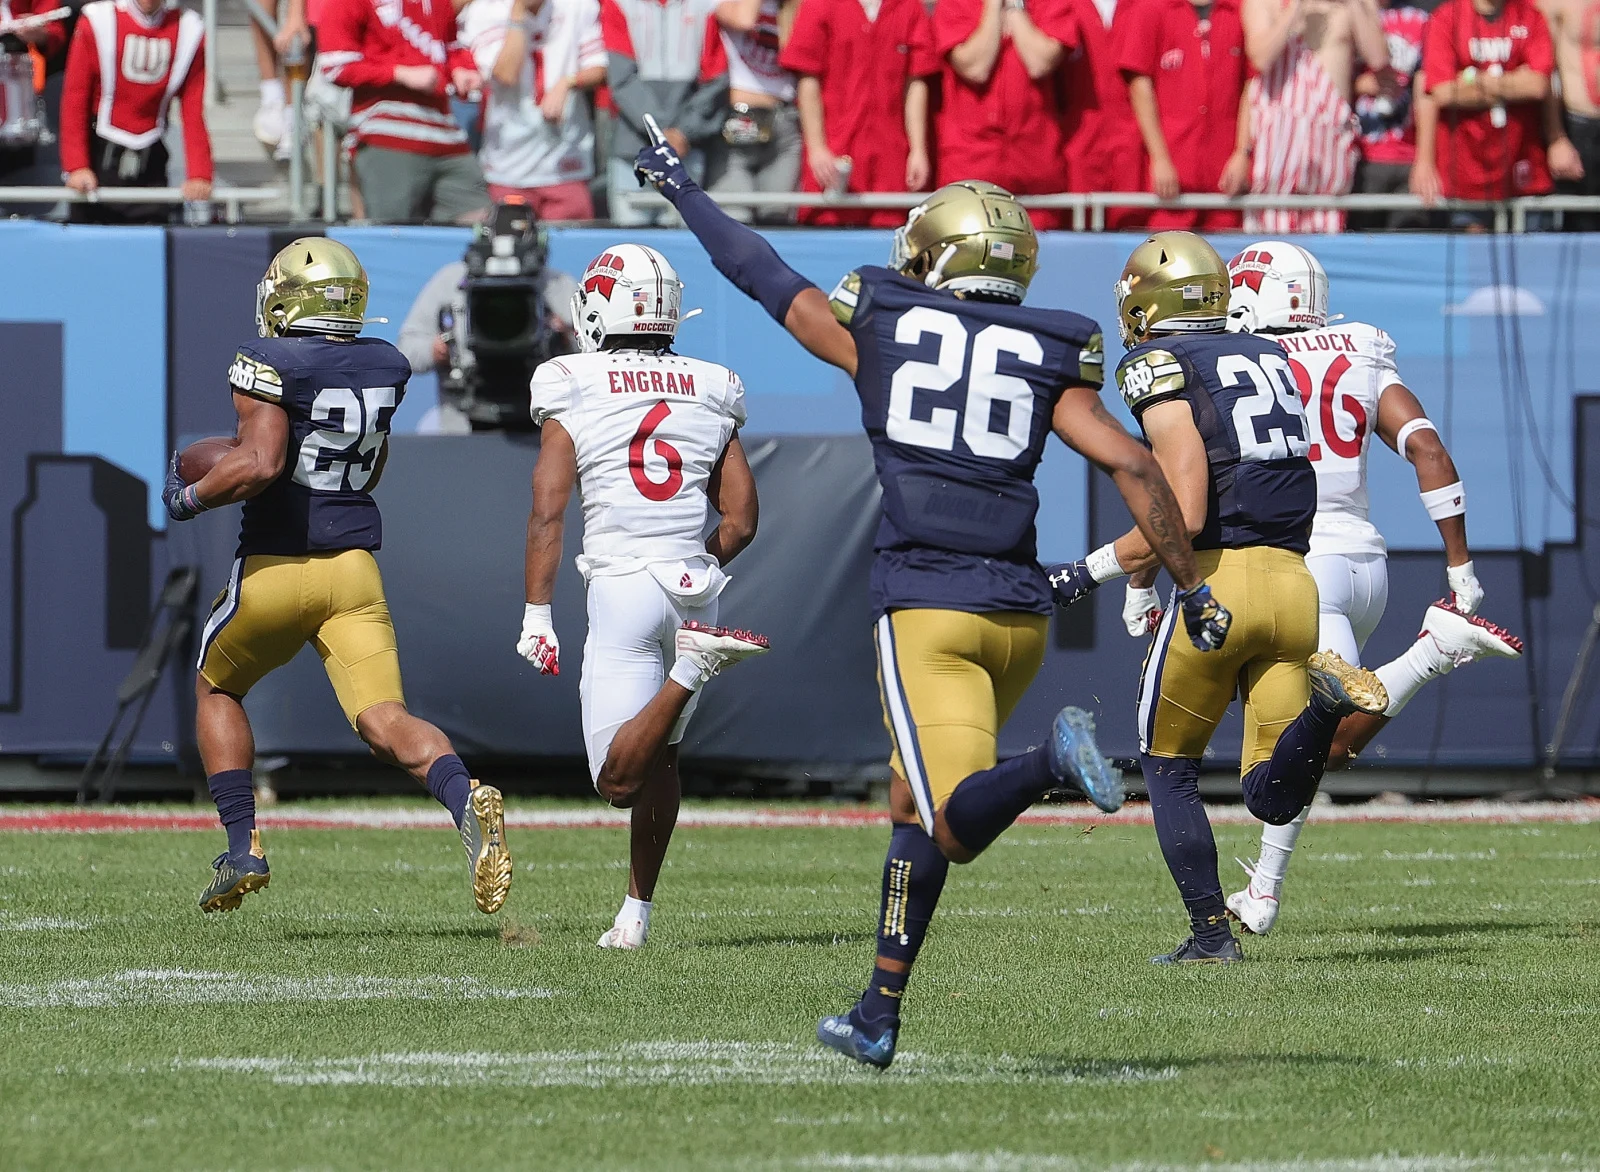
[162,452,208,523]
[1047,560,1101,608]
[1177,582,1230,652]
[634,140,693,199]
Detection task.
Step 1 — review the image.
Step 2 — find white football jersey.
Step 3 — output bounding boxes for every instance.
[530,348,747,570]
[1271,321,1401,557]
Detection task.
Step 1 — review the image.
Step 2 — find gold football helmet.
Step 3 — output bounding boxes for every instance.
[1114,231,1229,347]
[256,237,370,339]
[888,181,1038,302]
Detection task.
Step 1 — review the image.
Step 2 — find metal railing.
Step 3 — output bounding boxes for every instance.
[0,186,282,222]
[619,189,1600,233]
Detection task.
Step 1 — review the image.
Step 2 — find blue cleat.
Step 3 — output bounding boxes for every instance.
[198,831,270,913]
[817,1008,898,1069]
[1151,933,1244,965]
[1046,706,1124,813]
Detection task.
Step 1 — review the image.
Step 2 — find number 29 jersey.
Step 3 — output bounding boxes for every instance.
[228,336,409,558]
[529,349,746,568]
[832,266,1105,618]
[1270,321,1399,558]
[1117,332,1316,554]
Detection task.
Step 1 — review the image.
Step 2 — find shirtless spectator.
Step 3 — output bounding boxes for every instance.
[1539,0,1600,227]
[1243,0,1389,231]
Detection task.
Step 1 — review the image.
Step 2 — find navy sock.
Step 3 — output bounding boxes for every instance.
[206,769,256,856]
[1241,703,1342,826]
[858,821,949,1028]
[940,744,1055,855]
[1141,754,1231,946]
[425,755,473,828]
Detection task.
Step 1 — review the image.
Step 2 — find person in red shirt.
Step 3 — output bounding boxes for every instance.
[59,0,212,223]
[0,0,71,202]
[1060,0,1146,229]
[1117,0,1251,230]
[934,0,1075,229]
[780,0,937,227]
[1416,0,1554,206]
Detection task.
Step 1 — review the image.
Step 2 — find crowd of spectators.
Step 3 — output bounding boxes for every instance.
[1,0,1599,226]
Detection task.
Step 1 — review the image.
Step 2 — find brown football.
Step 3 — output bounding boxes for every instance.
[178,436,239,485]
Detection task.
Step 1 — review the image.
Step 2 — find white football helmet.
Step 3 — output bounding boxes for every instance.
[1225,240,1329,335]
[570,243,686,352]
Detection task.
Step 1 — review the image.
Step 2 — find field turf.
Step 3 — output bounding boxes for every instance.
[1,805,1597,1171]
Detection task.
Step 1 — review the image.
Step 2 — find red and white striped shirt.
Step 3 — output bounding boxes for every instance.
[59,0,211,179]
[1246,23,1360,233]
[318,0,477,156]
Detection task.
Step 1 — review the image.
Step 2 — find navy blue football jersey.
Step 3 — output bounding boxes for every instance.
[1116,332,1315,554]
[226,335,409,557]
[830,265,1105,617]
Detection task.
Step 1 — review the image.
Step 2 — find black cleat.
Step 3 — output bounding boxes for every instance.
[1151,933,1243,965]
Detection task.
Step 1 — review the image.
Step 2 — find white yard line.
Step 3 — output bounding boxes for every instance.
[0,970,557,1009]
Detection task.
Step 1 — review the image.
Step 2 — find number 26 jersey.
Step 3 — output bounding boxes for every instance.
[1117,332,1316,555]
[228,335,409,558]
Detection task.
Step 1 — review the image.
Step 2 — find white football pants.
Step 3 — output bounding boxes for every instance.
[580,570,718,785]
[1306,551,1390,665]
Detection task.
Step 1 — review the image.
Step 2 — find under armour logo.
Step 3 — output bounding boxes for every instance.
[680,573,693,589]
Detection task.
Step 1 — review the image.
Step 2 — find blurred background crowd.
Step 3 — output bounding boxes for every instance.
[0,0,1597,228]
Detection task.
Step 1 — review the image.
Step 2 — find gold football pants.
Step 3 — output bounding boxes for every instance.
[876,608,1049,834]
[197,549,406,727]
[1137,546,1319,772]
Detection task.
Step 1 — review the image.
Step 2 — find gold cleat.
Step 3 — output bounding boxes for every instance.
[460,781,512,914]
[1308,651,1389,717]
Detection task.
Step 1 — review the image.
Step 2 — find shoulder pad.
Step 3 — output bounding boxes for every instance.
[227,349,284,403]
[1115,348,1185,415]
[1077,330,1104,388]
[829,271,863,326]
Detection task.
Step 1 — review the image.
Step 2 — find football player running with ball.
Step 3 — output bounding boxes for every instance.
[1050,232,1390,965]
[167,240,512,916]
[1217,241,1523,935]
[517,244,768,952]
[637,136,1229,1067]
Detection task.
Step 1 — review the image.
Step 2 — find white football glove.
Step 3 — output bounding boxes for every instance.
[1123,583,1163,637]
[1447,561,1483,615]
[516,603,560,675]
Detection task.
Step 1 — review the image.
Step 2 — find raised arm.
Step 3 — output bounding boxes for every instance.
[947,0,1004,85]
[1375,381,1481,611]
[1242,0,1303,74]
[705,433,759,565]
[517,419,576,674]
[634,140,859,375]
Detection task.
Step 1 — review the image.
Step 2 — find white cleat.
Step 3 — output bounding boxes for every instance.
[1420,600,1524,666]
[253,101,286,150]
[598,918,648,949]
[1225,858,1281,936]
[673,622,770,682]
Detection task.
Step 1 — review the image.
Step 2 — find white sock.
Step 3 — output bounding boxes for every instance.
[617,895,651,930]
[668,654,706,693]
[1374,634,1454,718]
[1255,809,1308,889]
[259,79,286,106]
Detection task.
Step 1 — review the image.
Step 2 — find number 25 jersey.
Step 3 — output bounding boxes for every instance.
[834,266,1105,618]
[228,335,410,558]
[1117,332,1316,554]
[529,349,746,568]
[1271,321,1399,558]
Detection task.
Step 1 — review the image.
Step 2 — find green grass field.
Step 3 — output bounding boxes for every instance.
[1,809,1597,1171]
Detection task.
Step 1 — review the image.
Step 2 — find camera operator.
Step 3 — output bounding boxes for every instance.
[398,201,579,433]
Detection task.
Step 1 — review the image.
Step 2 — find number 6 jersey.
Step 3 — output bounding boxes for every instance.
[529,348,746,573]
[228,335,410,557]
[1117,332,1316,554]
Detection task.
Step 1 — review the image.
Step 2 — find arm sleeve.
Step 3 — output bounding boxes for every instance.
[318,0,396,89]
[1525,9,1554,73]
[58,17,95,173]
[576,0,607,70]
[603,0,653,133]
[529,359,578,426]
[1420,7,1454,94]
[1371,328,1400,387]
[721,370,748,426]
[1114,0,1159,76]
[933,0,982,57]
[23,0,69,58]
[676,20,731,143]
[448,14,479,77]
[1115,347,1187,418]
[228,347,286,404]
[465,8,507,80]
[777,0,826,74]
[178,37,214,181]
[1031,0,1077,48]
[908,6,940,75]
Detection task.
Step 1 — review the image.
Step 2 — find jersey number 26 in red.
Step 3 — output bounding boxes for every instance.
[629,401,684,501]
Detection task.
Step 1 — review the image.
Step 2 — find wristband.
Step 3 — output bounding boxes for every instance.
[1420,481,1466,521]
[523,602,552,628]
[1085,543,1126,585]
[182,484,208,517]
[1395,417,1438,457]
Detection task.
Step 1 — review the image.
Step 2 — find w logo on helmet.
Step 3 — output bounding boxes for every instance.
[1229,249,1273,292]
[584,251,625,300]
